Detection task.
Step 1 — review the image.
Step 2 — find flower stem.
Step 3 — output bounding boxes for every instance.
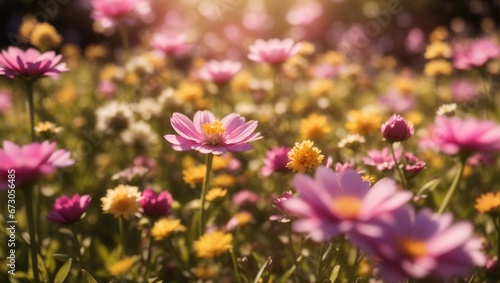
[24,81,35,142]
[389,144,407,190]
[438,156,466,214]
[23,188,40,283]
[118,24,130,62]
[71,224,84,267]
[144,233,154,282]
[230,249,242,283]
[119,217,125,256]
[199,154,214,236]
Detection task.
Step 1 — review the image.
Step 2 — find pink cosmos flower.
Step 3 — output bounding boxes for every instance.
[362,147,402,171]
[0,141,74,190]
[141,188,173,218]
[453,38,500,70]
[420,116,500,156]
[232,189,259,207]
[164,110,262,155]
[248,38,301,64]
[403,152,426,178]
[91,0,152,30]
[0,90,12,113]
[269,191,294,223]
[283,167,412,242]
[198,60,241,84]
[47,194,92,224]
[358,207,485,282]
[261,147,291,176]
[150,30,192,57]
[334,162,354,175]
[381,114,414,143]
[312,64,340,79]
[0,47,69,79]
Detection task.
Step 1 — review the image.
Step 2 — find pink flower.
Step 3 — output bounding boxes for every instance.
[283,167,412,242]
[232,189,259,207]
[358,207,485,282]
[164,110,262,155]
[362,147,401,171]
[451,79,480,102]
[150,30,192,57]
[381,114,414,143]
[0,141,74,190]
[47,194,92,224]
[198,60,241,84]
[261,147,291,176]
[91,0,152,30]
[0,47,69,79]
[0,90,12,113]
[420,116,500,156]
[97,80,116,98]
[334,162,354,175]
[403,152,426,178]
[286,1,322,26]
[453,38,500,70]
[269,191,294,223]
[378,90,415,113]
[248,38,301,64]
[140,188,173,218]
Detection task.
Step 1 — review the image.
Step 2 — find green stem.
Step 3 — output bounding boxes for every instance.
[287,221,297,261]
[118,24,130,62]
[144,233,154,282]
[119,217,125,257]
[389,144,407,190]
[199,154,214,236]
[166,239,191,275]
[24,188,40,283]
[437,156,466,214]
[315,244,324,280]
[71,225,84,267]
[230,249,242,283]
[493,215,500,262]
[24,81,35,142]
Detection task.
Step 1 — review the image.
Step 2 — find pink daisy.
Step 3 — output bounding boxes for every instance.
[248,38,301,64]
[150,30,192,57]
[91,0,152,30]
[164,110,262,155]
[198,60,241,84]
[453,38,500,70]
[0,47,69,79]
[47,194,92,225]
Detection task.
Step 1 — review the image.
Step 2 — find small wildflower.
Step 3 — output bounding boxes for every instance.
[345,109,382,135]
[424,41,452,59]
[261,147,291,176]
[226,211,253,231]
[286,140,324,173]
[212,174,236,188]
[300,113,332,140]
[183,164,206,187]
[29,22,62,50]
[35,121,63,139]
[436,103,457,117]
[337,134,366,149]
[424,60,452,77]
[193,267,217,279]
[19,16,38,41]
[475,192,500,214]
[194,231,233,258]
[381,114,414,143]
[309,79,334,97]
[151,218,186,241]
[101,185,143,220]
[394,77,415,95]
[205,187,227,202]
[108,257,133,277]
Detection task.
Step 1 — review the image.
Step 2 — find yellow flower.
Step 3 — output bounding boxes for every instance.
[19,16,38,42]
[212,155,230,171]
[286,140,324,173]
[424,60,452,77]
[85,44,108,61]
[226,212,253,230]
[175,81,204,104]
[35,121,63,139]
[424,41,452,59]
[194,231,233,258]
[205,188,227,202]
[231,71,252,92]
[29,22,62,50]
[183,164,206,187]
[55,84,78,105]
[429,26,449,42]
[300,113,332,140]
[298,41,315,56]
[194,267,217,279]
[405,111,424,127]
[212,174,236,188]
[361,174,376,184]
[319,51,345,66]
[108,257,133,277]
[345,109,382,135]
[475,192,500,214]
[101,185,142,220]
[309,79,334,97]
[394,77,415,95]
[151,218,186,241]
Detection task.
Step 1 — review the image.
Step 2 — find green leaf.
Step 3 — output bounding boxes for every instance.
[54,258,72,283]
[253,257,272,283]
[279,264,296,283]
[53,253,71,262]
[417,178,441,195]
[329,265,341,282]
[82,269,98,283]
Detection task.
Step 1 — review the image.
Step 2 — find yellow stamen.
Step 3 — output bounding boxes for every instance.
[202,120,225,145]
[397,238,427,258]
[331,196,362,219]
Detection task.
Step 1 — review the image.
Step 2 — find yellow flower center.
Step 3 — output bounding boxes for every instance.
[397,238,427,258]
[113,196,132,212]
[202,120,225,145]
[331,196,362,219]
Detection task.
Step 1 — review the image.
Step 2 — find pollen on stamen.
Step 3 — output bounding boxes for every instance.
[201,120,225,145]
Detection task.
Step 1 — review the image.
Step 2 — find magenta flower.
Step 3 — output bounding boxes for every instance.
[141,188,173,218]
[420,116,500,156]
[248,38,301,64]
[269,191,294,223]
[451,79,480,102]
[0,47,69,79]
[359,207,485,282]
[381,114,414,143]
[164,110,262,155]
[453,38,500,70]
[0,90,12,113]
[198,60,241,84]
[150,30,192,57]
[283,167,412,242]
[403,152,426,178]
[91,0,152,30]
[47,194,92,224]
[0,141,74,190]
[261,147,291,176]
[362,147,401,171]
[334,162,354,175]
[378,90,416,113]
[232,189,259,207]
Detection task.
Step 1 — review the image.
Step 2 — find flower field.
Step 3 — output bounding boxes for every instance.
[0,0,500,282]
